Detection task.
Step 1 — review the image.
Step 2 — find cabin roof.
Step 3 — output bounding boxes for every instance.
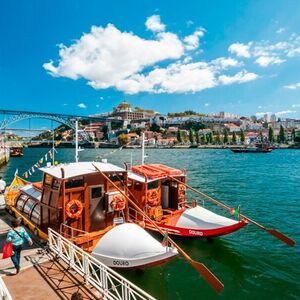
[40,162,125,179]
[128,164,185,183]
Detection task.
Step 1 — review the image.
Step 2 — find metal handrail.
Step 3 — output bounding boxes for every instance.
[48,228,156,300]
[0,277,13,300]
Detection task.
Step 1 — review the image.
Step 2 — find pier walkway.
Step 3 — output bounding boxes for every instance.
[0,212,155,300]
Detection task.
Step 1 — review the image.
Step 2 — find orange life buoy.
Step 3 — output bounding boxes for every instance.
[178,184,186,198]
[147,190,159,206]
[111,194,126,211]
[66,200,83,219]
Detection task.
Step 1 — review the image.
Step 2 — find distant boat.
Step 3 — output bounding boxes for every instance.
[9,147,23,157]
[231,144,272,153]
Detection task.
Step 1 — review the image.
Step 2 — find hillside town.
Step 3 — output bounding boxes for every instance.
[79,101,300,147]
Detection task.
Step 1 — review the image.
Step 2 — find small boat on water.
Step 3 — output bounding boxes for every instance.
[9,147,23,157]
[4,161,177,269]
[231,144,272,153]
[127,163,247,237]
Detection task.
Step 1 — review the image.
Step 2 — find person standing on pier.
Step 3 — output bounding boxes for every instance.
[6,218,33,274]
[0,176,6,193]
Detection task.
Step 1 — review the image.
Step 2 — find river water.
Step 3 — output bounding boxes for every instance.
[1,148,300,300]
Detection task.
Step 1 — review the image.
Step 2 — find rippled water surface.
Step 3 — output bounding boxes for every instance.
[1,148,300,299]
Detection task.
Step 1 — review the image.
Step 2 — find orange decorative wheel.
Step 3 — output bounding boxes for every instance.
[147,190,159,206]
[66,199,83,219]
[111,194,126,211]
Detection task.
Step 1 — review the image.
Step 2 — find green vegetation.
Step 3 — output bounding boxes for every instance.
[208,132,214,144]
[268,126,275,143]
[201,133,207,144]
[279,125,286,143]
[195,131,200,144]
[177,129,182,143]
[232,132,237,144]
[291,128,296,142]
[240,130,245,144]
[216,132,222,144]
[189,128,194,144]
[223,129,229,144]
[168,110,206,117]
[118,133,129,145]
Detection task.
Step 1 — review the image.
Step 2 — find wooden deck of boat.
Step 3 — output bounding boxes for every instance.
[0,211,102,299]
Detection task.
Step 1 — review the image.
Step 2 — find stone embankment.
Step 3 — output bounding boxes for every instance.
[0,148,9,168]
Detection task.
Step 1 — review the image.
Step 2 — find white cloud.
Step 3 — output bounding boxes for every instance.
[44,23,184,90]
[276,27,286,34]
[212,57,242,69]
[78,103,87,109]
[292,104,300,107]
[218,70,258,85]
[256,112,272,117]
[204,103,210,107]
[228,43,251,58]
[184,28,205,50]
[258,105,262,109]
[44,16,260,95]
[96,104,100,108]
[100,96,104,100]
[284,82,300,90]
[255,56,285,67]
[276,110,296,115]
[145,15,166,32]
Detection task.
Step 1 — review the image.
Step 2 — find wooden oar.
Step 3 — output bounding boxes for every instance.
[170,176,295,247]
[92,164,224,293]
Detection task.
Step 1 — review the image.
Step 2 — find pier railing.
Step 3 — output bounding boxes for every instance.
[48,228,156,300]
[0,277,13,300]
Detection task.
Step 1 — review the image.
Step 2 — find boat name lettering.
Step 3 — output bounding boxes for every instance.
[113,260,129,266]
[189,230,203,236]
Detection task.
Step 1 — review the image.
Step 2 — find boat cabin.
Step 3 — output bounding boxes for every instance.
[10,147,23,157]
[127,164,186,221]
[12,162,128,247]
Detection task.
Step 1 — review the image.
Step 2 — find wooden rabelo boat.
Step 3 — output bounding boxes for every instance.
[4,161,177,269]
[127,164,247,237]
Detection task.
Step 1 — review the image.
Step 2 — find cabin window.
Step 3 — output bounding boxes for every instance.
[65,177,84,189]
[90,185,104,199]
[44,174,52,187]
[52,178,61,190]
[134,182,143,191]
[30,203,41,225]
[23,198,36,217]
[108,173,124,182]
[16,194,29,212]
[147,181,159,190]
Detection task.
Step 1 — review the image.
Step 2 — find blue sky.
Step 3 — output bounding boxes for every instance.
[1,0,300,126]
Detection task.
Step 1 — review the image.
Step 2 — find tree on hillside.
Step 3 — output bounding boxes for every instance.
[232,132,237,144]
[150,123,161,133]
[291,128,296,142]
[189,128,194,144]
[208,132,214,144]
[223,129,229,144]
[216,132,222,144]
[118,134,129,145]
[195,131,200,144]
[240,130,245,144]
[268,126,275,143]
[279,125,286,143]
[202,133,207,144]
[177,129,182,143]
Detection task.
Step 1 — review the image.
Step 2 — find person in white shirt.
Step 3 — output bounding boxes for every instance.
[0,176,6,193]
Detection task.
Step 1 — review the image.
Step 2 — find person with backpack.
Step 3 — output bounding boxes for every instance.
[6,218,33,274]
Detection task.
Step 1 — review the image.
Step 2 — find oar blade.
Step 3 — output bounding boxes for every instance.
[267,229,296,246]
[190,260,224,293]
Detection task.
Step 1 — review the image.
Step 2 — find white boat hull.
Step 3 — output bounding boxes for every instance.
[92,223,178,269]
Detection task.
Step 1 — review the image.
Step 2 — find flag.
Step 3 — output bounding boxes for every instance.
[49,150,53,159]
[31,166,35,173]
[45,153,48,161]
[24,172,29,179]
[28,170,32,176]
[39,158,44,164]
[14,169,18,176]
[229,207,239,216]
[161,233,168,247]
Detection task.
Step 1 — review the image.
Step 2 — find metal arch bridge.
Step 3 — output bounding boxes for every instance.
[0,109,122,138]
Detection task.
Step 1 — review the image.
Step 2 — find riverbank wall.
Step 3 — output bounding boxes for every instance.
[0,148,9,168]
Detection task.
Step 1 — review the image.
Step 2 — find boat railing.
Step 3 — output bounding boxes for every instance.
[0,277,13,300]
[48,228,155,300]
[60,223,91,251]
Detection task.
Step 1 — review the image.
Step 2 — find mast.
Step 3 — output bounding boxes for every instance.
[141,132,145,165]
[75,120,79,163]
[52,128,55,166]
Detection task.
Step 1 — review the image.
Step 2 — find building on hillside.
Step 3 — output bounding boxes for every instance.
[111,101,157,120]
[224,123,241,132]
[83,122,104,140]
